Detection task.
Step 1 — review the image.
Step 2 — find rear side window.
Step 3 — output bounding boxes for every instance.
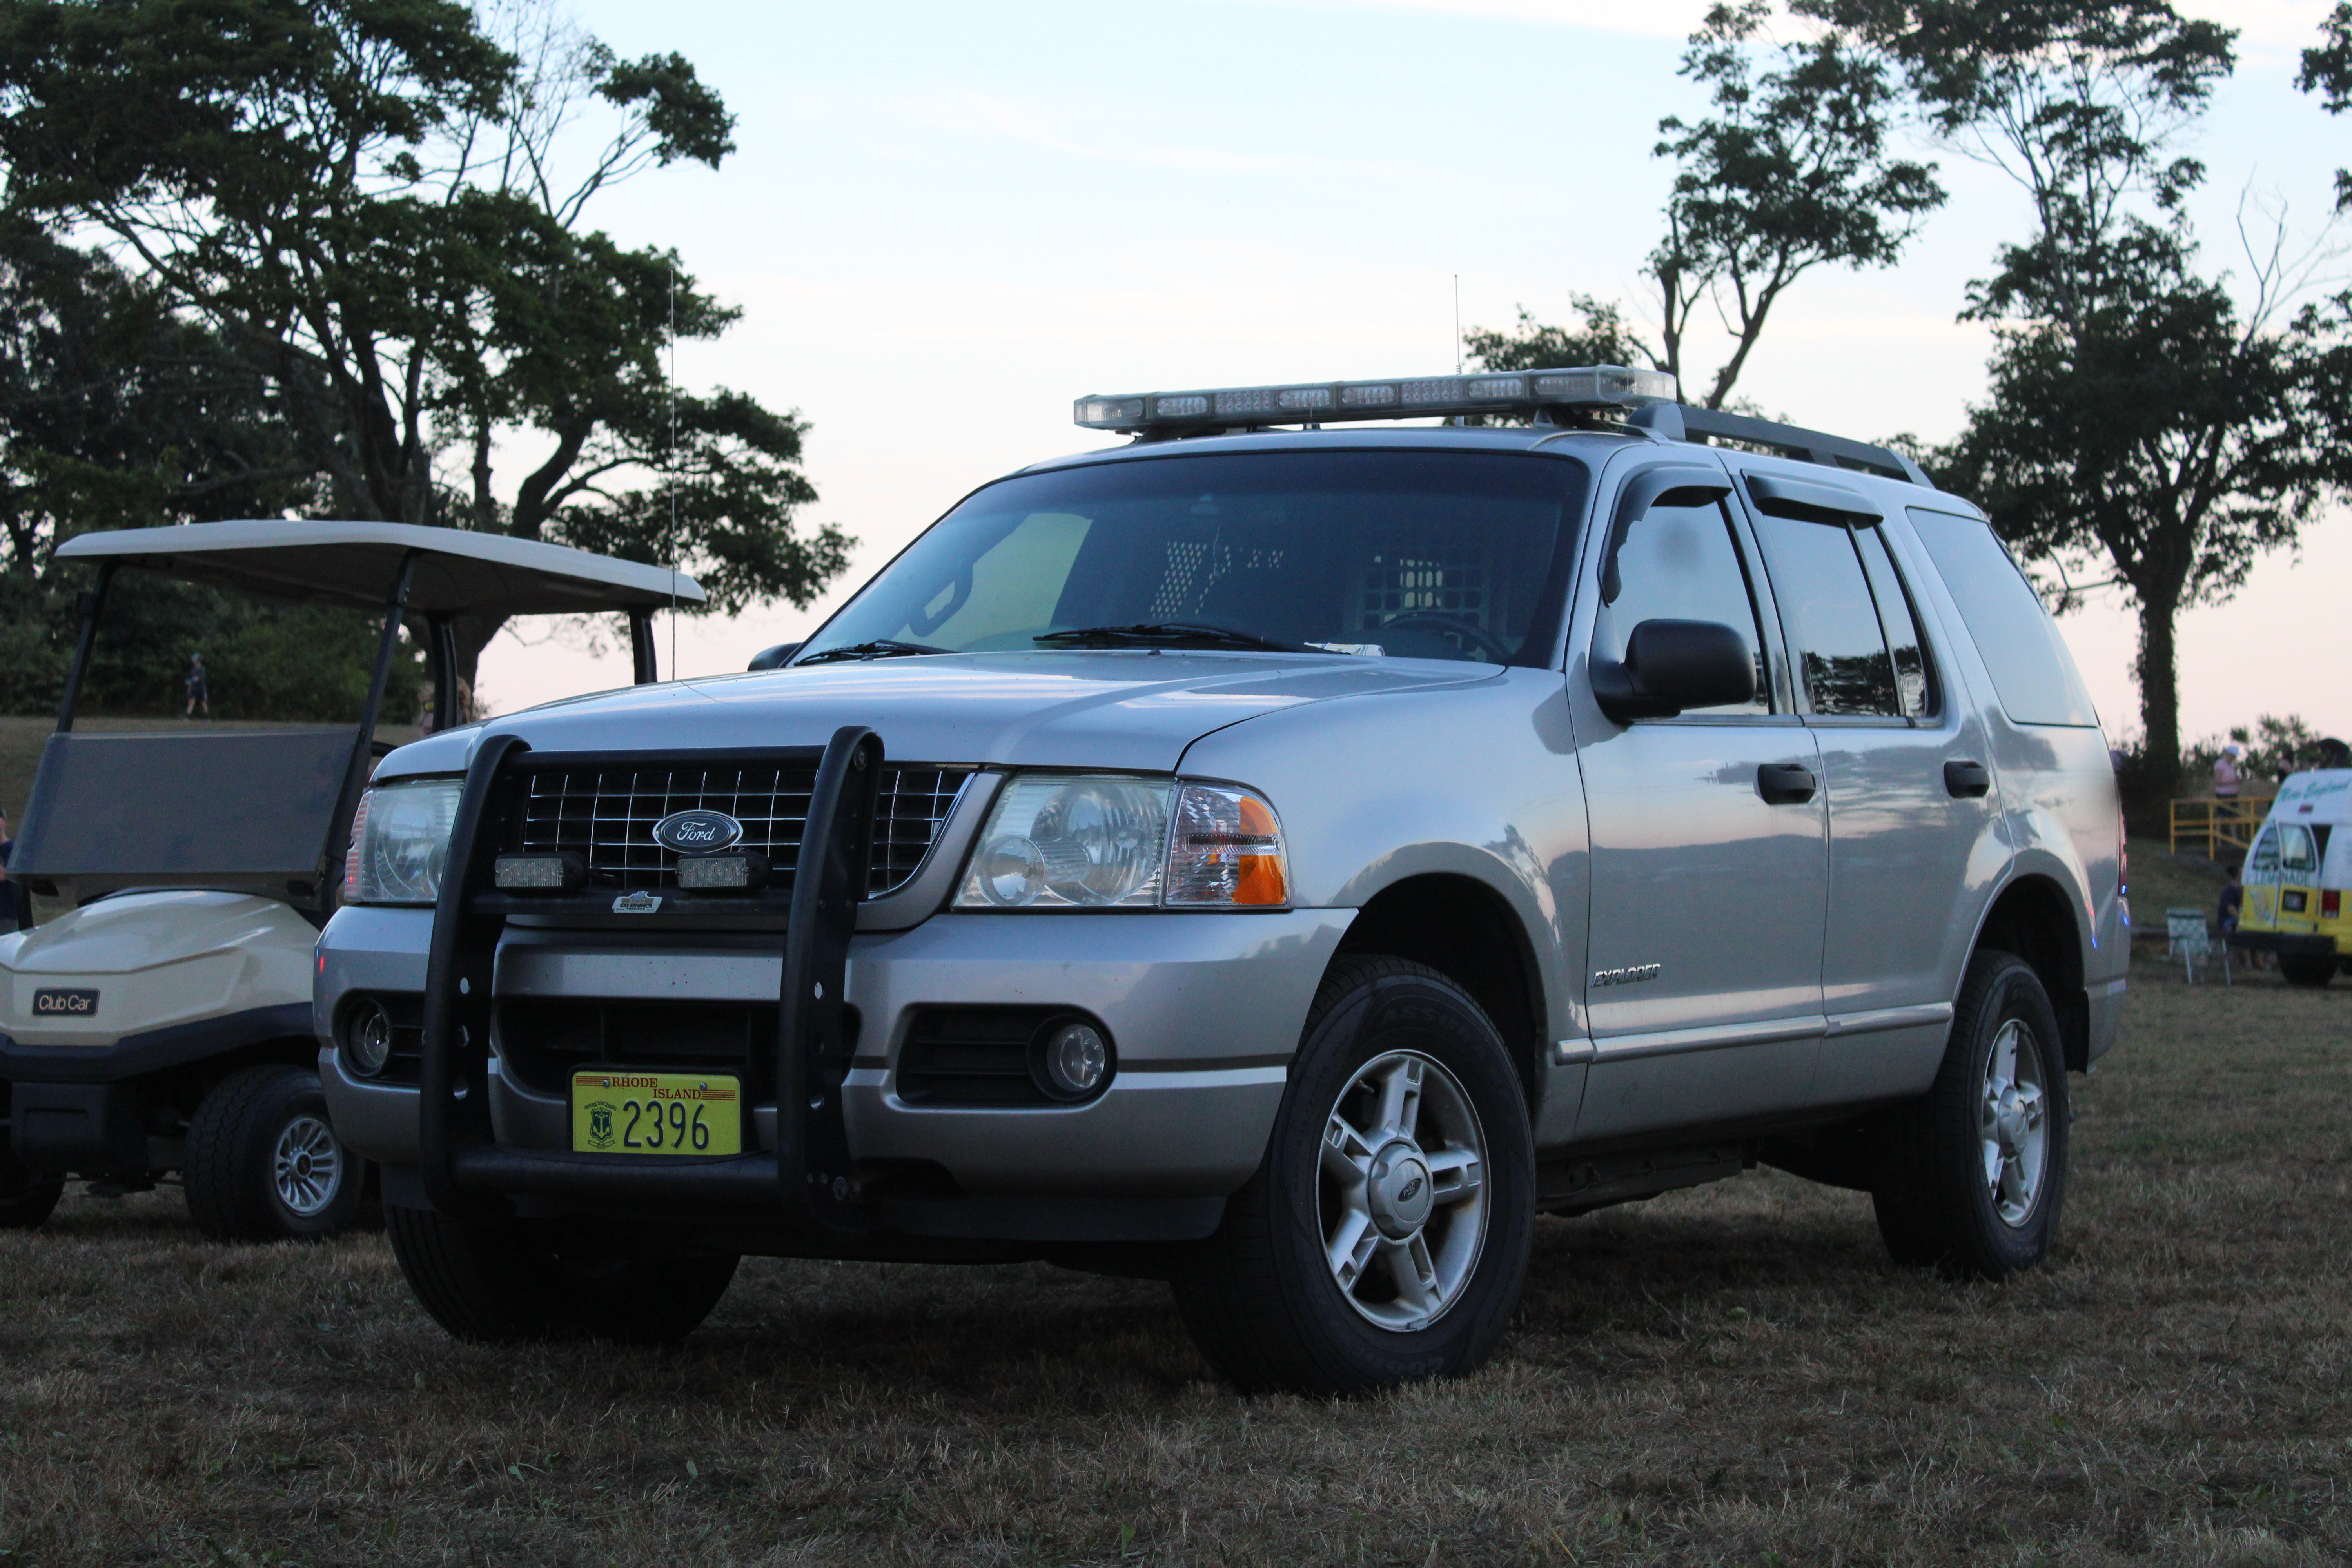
[1753,514,1900,719]
[1908,508,2100,727]
[1854,527,1934,718]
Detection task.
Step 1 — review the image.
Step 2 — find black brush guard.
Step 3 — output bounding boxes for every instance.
[416,725,884,1230]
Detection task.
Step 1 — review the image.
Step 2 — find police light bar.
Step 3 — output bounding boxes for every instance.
[1074,365,1677,434]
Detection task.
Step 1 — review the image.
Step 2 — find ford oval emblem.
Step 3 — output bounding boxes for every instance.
[652,809,744,855]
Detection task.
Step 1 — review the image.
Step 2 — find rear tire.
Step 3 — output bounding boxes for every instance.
[2279,954,2337,988]
[0,1146,63,1229]
[1870,950,2069,1280]
[1171,956,1535,1396]
[385,1205,739,1345]
[185,1065,365,1243]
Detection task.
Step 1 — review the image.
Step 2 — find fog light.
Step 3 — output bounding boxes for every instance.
[1035,1019,1111,1100]
[494,851,582,892]
[343,997,392,1078]
[677,851,766,891]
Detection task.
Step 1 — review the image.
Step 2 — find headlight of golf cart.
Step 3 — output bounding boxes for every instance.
[954,776,1286,909]
[345,780,463,906]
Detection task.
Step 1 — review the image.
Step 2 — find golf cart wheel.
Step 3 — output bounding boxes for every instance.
[385,1205,740,1345]
[1870,950,2070,1280]
[2279,954,2337,988]
[0,1147,64,1229]
[1171,956,1535,1396]
[185,1065,365,1243]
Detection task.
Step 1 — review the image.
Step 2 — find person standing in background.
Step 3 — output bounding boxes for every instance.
[184,652,208,719]
[2213,743,2242,800]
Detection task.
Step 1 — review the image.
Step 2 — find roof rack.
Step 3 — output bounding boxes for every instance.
[1628,403,1931,488]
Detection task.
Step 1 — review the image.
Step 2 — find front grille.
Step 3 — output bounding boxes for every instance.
[507,762,975,896]
[496,998,781,1098]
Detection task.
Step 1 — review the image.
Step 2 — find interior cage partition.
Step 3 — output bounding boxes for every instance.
[415,726,886,1229]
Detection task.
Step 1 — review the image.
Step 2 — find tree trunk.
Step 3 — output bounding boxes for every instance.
[2134,593,2183,799]
[450,612,508,716]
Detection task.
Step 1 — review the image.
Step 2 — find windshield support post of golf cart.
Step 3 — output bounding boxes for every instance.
[323,550,421,916]
[629,608,657,684]
[52,561,119,735]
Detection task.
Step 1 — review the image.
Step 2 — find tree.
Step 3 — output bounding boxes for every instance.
[0,222,404,719]
[1463,297,1650,378]
[0,0,849,687]
[1818,0,2352,792]
[2298,2,2352,210]
[1471,2,1942,410]
[1933,243,2352,791]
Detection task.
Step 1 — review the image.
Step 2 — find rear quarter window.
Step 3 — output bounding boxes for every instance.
[1907,508,2100,728]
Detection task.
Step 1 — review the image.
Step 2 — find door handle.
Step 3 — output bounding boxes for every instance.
[1944,760,1992,799]
[1757,762,1817,804]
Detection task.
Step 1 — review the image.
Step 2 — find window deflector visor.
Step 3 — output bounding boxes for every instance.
[1742,472,1883,527]
[1599,466,1732,606]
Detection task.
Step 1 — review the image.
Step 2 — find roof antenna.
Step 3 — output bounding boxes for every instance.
[667,260,679,680]
[1453,274,1462,374]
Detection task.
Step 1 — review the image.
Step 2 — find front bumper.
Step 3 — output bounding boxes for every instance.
[320,906,1348,1215]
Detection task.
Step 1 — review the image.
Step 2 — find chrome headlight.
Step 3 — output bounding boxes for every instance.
[345,779,463,906]
[954,775,1288,910]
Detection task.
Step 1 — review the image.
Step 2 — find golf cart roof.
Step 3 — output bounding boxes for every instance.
[54,519,705,615]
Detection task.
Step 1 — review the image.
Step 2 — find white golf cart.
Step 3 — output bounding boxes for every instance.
[0,521,701,1239]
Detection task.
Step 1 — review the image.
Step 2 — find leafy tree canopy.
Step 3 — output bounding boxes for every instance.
[1866,0,2352,794]
[0,0,849,688]
[0,223,397,717]
[1471,2,1942,411]
[2299,2,2352,210]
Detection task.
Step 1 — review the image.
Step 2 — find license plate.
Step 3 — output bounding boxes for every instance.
[571,1071,742,1157]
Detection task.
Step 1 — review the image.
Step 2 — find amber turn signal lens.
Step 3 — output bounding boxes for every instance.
[1233,796,1287,905]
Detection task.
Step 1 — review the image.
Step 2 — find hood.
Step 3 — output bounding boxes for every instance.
[3,889,312,977]
[379,651,1493,777]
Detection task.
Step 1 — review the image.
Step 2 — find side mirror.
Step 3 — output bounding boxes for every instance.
[1590,619,1756,724]
[747,642,800,671]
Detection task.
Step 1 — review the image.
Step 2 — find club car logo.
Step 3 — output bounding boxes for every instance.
[32,988,99,1016]
[652,809,744,855]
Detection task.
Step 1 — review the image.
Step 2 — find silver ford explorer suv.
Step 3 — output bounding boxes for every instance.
[318,367,2127,1394]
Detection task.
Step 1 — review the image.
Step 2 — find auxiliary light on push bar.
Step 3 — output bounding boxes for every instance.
[1073,364,1678,434]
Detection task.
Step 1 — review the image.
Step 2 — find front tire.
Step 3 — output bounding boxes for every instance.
[184,1065,365,1243]
[385,1205,739,1345]
[1871,950,2069,1279]
[0,1145,63,1230]
[1172,956,1535,1396]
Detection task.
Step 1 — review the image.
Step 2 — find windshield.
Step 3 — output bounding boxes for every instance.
[797,449,1590,666]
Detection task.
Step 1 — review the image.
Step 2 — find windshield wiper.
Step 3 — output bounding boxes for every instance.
[795,639,952,665]
[1033,621,1305,653]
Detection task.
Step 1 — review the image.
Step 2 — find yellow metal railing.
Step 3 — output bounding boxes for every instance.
[2170,793,2274,860]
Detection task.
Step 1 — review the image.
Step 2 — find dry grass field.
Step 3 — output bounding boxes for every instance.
[3,952,2347,1566]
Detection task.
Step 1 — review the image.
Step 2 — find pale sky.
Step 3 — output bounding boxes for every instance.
[476,0,2352,753]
